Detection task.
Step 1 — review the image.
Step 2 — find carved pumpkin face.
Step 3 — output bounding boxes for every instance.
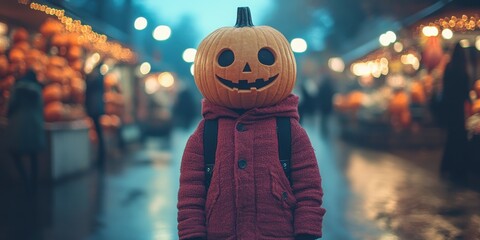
[194,7,296,109]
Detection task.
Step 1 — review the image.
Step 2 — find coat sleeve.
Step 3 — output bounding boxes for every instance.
[290,120,326,238]
[177,120,207,240]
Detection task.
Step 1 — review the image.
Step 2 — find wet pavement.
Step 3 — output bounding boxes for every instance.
[1,120,480,240]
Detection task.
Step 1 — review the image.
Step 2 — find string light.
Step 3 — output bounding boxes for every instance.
[419,14,480,34]
[21,1,136,63]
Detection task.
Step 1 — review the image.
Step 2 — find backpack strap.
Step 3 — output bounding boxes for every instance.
[276,117,292,185]
[203,119,218,191]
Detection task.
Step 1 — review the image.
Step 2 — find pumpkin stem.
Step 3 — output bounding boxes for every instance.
[235,7,254,27]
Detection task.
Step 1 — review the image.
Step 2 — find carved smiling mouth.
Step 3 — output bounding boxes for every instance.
[216,74,279,91]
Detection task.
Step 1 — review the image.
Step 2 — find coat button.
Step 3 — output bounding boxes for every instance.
[238,159,247,169]
[236,123,246,132]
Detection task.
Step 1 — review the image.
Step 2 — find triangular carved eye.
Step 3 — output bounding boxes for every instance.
[258,48,275,66]
[218,49,235,67]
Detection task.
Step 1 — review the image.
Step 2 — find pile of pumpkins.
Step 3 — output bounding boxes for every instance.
[0,22,87,122]
[100,73,124,131]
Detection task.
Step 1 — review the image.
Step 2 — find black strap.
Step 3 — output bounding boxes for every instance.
[203,119,218,191]
[276,117,292,185]
[203,117,291,189]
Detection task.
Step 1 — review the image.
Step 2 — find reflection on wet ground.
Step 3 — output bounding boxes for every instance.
[0,121,479,240]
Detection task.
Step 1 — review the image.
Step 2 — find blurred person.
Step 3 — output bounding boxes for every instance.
[439,42,471,182]
[318,72,335,136]
[298,76,320,124]
[172,81,198,130]
[85,63,106,167]
[7,66,46,193]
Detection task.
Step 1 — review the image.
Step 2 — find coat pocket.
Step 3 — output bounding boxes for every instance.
[205,176,220,225]
[270,171,297,210]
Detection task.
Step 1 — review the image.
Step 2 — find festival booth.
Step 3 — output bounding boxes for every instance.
[0,2,136,182]
[334,9,480,149]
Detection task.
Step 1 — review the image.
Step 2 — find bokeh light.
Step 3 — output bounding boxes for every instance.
[190,64,195,76]
[145,76,159,94]
[476,37,480,51]
[134,17,148,30]
[182,48,197,63]
[153,25,171,41]
[291,38,307,53]
[139,62,151,75]
[393,42,403,52]
[460,39,470,48]
[328,57,345,73]
[158,72,175,88]
[441,28,453,39]
[422,26,439,37]
[0,22,7,35]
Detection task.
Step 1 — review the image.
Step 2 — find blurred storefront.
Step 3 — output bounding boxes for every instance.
[0,0,138,182]
[330,7,480,149]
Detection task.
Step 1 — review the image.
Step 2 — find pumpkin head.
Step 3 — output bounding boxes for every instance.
[194,7,296,109]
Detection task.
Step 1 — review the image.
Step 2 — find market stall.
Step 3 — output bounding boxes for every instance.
[333,10,480,149]
[0,2,136,181]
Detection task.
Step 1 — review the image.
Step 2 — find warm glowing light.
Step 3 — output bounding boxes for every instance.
[441,29,453,39]
[139,62,151,75]
[422,26,439,37]
[158,72,175,88]
[351,63,370,76]
[475,37,480,51]
[385,31,397,43]
[290,38,307,53]
[100,64,109,75]
[328,57,345,72]
[182,48,197,63]
[153,25,171,41]
[460,39,470,48]
[134,17,148,30]
[0,22,7,35]
[393,42,403,53]
[92,53,101,62]
[190,64,195,76]
[379,34,390,46]
[145,76,159,94]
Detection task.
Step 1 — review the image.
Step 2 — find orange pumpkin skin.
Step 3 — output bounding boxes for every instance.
[43,84,62,104]
[0,55,9,77]
[472,100,480,114]
[474,80,480,96]
[44,101,64,122]
[194,7,296,109]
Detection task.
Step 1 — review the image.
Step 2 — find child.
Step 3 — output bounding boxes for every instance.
[177,7,325,240]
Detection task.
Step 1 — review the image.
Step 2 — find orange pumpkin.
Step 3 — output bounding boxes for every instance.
[12,28,29,43]
[13,41,30,52]
[0,75,15,91]
[347,91,364,110]
[44,101,64,122]
[410,82,426,104]
[472,100,480,114]
[43,84,62,104]
[389,91,409,114]
[70,60,83,72]
[67,46,82,60]
[0,55,8,77]
[9,48,25,63]
[194,7,296,109]
[474,80,480,96]
[40,19,63,37]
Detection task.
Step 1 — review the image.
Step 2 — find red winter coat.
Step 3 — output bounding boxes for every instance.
[177,94,325,240]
